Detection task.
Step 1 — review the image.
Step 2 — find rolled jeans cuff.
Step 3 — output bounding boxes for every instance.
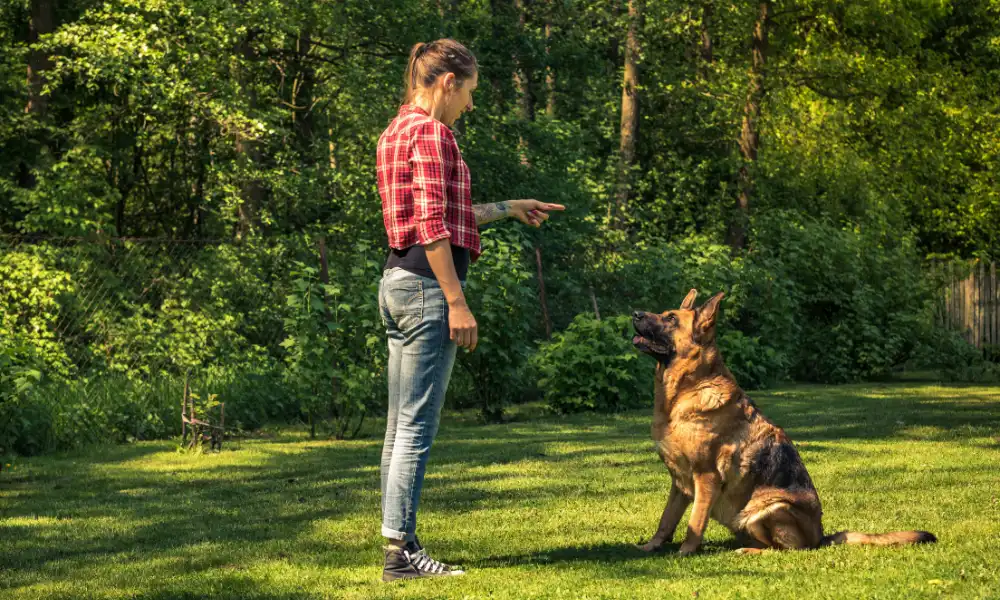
[381,524,414,542]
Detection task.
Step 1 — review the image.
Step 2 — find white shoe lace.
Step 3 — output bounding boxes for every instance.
[406,548,463,575]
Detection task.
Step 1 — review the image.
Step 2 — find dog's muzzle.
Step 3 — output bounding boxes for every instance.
[631,311,674,358]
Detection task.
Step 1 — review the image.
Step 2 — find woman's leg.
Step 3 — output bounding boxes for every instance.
[380,270,457,542]
[379,275,403,518]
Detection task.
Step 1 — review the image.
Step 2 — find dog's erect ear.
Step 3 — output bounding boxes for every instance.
[679,289,698,311]
[695,292,725,334]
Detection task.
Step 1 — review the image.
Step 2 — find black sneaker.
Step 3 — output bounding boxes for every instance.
[382,544,465,582]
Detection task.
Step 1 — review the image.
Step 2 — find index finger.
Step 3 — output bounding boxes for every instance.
[539,203,566,211]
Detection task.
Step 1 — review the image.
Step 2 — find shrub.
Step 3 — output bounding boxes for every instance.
[281,238,385,440]
[0,342,44,456]
[533,314,650,414]
[0,247,75,378]
[458,228,540,421]
[717,330,790,390]
[751,212,933,383]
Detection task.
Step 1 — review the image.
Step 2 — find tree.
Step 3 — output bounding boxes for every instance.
[25,0,55,116]
[727,1,769,251]
[614,0,641,230]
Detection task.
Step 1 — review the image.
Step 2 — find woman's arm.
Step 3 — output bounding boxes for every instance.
[473,199,566,227]
[472,201,511,225]
[425,239,478,352]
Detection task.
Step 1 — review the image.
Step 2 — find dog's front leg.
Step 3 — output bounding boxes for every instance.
[678,472,721,556]
[638,481,690,552]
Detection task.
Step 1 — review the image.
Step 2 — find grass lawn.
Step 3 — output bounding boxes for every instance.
[2,379,999,599]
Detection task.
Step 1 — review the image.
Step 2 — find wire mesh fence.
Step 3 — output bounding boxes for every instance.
[1,235,285,382]
[1,232,402,453]
[0,234,330,454]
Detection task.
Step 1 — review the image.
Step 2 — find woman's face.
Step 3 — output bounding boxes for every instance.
[441,71,478,127]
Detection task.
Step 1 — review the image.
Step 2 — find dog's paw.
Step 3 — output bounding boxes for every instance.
[677,543,700,556]
[635,540,664,553]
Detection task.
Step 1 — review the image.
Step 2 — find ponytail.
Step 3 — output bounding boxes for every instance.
[402,39,478,105]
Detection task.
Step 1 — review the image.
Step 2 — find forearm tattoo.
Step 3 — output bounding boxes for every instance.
[473,201,510,226]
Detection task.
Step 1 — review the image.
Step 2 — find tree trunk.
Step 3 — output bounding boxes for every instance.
[726,1,769,252]
[514,0,534,123]
[614,0,641,229]
[698,0,714,80]
[293,32,314,148]
[234,31,266,240]
[26,0,56,116]
[544,2,556,117]
[489,0,508,111]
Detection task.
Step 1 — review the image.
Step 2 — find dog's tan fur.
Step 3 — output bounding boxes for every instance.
[632,289,936,555]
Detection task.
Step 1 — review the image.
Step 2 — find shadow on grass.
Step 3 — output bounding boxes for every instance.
[473,541,656,568]
[747,383,1000,442]
[471,538,764,570]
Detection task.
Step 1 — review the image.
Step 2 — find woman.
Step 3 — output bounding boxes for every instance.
[376,38,564,582]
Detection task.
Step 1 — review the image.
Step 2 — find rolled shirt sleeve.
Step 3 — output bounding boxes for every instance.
[410,122,455,245]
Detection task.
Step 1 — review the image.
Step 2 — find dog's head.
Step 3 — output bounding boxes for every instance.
[631,289,725,364]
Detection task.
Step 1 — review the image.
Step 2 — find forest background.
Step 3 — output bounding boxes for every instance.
[1,0,998,455]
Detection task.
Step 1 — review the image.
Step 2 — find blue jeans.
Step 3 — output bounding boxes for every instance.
[377,267,460,541]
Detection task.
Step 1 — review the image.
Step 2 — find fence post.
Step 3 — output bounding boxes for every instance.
[938,260,999,350]
[989,261,997,350]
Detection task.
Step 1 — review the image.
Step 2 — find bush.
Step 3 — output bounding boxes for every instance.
[0,342,44,456]
[533,314,649,414]
[458,228,540,421]
[751,213,933,383]
[717,330,790,390]
[281,238,385,439]
[0,247,75,378]
[585,234,795,389]
[908,328,1000,383]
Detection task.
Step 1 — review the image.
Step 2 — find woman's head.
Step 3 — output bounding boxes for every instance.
[404,39,478,126]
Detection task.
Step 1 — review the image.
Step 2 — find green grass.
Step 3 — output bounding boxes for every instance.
[2,380,999,599]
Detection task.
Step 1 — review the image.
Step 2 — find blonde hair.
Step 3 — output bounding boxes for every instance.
[403,39,478,104]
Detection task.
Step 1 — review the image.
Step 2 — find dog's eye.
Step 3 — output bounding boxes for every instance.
[665,314,677,325]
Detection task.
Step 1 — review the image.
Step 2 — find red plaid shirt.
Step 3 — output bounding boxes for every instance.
[377,105,480,260]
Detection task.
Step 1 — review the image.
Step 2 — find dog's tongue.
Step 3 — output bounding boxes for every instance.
[632,335,643,344]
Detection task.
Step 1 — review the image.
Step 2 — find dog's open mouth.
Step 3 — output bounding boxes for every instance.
[632,334,672,357]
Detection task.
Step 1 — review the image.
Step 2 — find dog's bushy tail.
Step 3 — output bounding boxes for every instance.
[820,530,937,547]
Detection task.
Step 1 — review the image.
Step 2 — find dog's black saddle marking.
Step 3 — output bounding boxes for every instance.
[750,437,814,492]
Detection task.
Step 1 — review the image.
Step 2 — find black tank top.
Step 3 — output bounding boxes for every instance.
[385,244,470,281]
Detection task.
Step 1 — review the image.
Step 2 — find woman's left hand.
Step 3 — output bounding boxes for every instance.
[506,199,566,228]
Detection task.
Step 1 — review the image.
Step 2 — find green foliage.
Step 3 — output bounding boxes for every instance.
[533,315,648,414]
[1,0,999,447]
[281,238,385,439]
[0,341,44,456]
[0,246,75,377]
[909,329,1000,384]
[458,227,540,422]
[752,213,934,383]
[716,330,789,391]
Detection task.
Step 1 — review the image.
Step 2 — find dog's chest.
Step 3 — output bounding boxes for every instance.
[653,420,710,493]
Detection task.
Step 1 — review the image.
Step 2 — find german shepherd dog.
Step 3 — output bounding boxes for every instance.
[631,289,936,555]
